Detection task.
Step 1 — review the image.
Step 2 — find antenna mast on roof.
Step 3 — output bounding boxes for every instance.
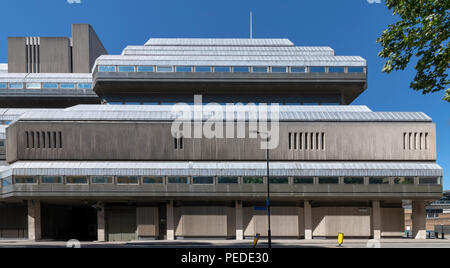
[250,11,253,39]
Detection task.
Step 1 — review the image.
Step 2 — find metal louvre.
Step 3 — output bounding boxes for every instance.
[145,38,295,47]
[2,161,443,177]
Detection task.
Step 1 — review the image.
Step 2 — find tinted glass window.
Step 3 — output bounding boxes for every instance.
[43,83,58,89]
[118,66,135,72]
[344,177,364,184]
[310,67,326,73]
[41,176,62,184]
[98,66,116,72]
[0,83,6,89]
[348,67,364,73]
[9,83,23,89]
[15,176,36,184]
[233,66,250,73]
[117,176,139,184]
[272,67,287,73]
[157,66,173,72]
[319,177,339,184]
[91,176,113,184]
[195,66,211,73]
[78,83,92,89]
[328,67,345,73]
[252,67,268,73]
[175,66,192,72]
[137,66,155,72]
[293,177,314,184]
[218,177,239,184]
[243,177,263,184]
[66,176,88,184]
[192,177,214,184]
[60,83,75,89]
[269,177,289,184]
[291,67,306,73]
[214,67,231,73]
[26,83,41,89]
[369,177,390,184]
[419,177,439,185]
[142,177,164,184]
[168,177,189,184]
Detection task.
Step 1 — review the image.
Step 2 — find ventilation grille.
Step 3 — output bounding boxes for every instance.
[25,131,62,149]
[403,132,428,150]
[289,132,325,151]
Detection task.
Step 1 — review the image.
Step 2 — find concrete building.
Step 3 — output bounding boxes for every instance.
[0,26,443,242]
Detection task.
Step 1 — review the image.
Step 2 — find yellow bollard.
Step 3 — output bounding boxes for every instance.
[253,233,261,248]
[337,233,344,247]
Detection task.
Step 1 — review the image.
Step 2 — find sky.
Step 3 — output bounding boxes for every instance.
[0,0,448,189]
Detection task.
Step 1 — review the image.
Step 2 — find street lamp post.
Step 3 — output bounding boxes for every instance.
[254,131,272,249]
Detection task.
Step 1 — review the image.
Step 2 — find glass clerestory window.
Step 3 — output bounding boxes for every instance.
[310,67,326,73]
[60,83,75,89]
[369,177,390,184]
[194,66,211,73]
[343,177,364,184]
[91,176,113,184]
[98,66,116,72]
[43,83,58,89]
[117,176,139,184]
[328,67,345,73]
[192,177,214,185]
[168,177,189,184]
[137,66,155,72]
[118,66,135,72]
[233,66,250,73]
[41,176,62,184]
[66,176,88,184]
[176,66,192,73]
[14,176,36,184]
[293,177,314,184]
[217,177,239,184]
[243,177,264,184]
[26,83,41,89]
[252,67,269,73]
[78,83,92,89]
[213,66,231,73]
[272,67,287,73]
[9,83,23,89]
[348,67,364,73]
[319,177,339,184]
[142,177,164,184]
[0,83,6,89]
[269,177,289,184]
[291,67,306,73]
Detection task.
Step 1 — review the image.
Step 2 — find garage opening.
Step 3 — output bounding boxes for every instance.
[41,203,97,241]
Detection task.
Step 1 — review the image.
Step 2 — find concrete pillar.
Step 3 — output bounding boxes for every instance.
[372,201,381,240]
[97,202,106,242]
[166,200,175,241]
[235,201,244,240]
[304,201,312,240]
[27,200,41,241]
[412,201,426,240]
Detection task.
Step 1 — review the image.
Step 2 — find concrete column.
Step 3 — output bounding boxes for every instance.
[27,200,41,241]
[235,201,244,240]
[97,202,106,242]
[412,201,426,240]
[166,200,175,241]
[372,201,381,240]
[304,201,312,240]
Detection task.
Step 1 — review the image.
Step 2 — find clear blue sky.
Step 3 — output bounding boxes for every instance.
[0,0,448,189]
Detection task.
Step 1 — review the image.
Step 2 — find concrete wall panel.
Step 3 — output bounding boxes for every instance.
[312,207,371,237]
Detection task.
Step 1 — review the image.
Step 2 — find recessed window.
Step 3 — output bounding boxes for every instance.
[243,177,264,184]
[176,66,192,73]
[41,176,62,184]
[319,177,339,184]
[252,67,269,73]
[118,66,135,72]
[0,83,6,89]
[293,177,314,184]
[168,177,189,184]
[213,66,231,73]
[98,66,116,72]
[0,141,4,147]
[343,177,364,184]
[117,176,139,184]
[2,177,12,187]
[269,177,289,184]
[9,83,23,89]
[233,66,250,73]
[26,83,41,89]
[43,83,58,89]
[310,67,326,73]
[194,66,211,73]
[157,66,173,72]
[66,176,88,184]
[393,177,414,185]
[192,176,214,185]
[78,83,92,89]
[419,177,440,185]
[14,176,36,184]
[60,83,75,89]
[142,177,164,184]
[137,66,155,72]
[328,67,345,73]
[91,176,113,184]
[348,67,364,73]
[291,67,306,73]
[272,67,287,73]
[369,177,390,184]
[218,177,239,184]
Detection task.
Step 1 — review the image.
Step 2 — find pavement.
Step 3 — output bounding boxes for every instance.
[0,238,450,248]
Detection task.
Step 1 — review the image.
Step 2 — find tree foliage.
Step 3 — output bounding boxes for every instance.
[377,0,449,101]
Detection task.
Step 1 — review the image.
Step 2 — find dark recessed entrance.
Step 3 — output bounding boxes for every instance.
[41,203,97,241]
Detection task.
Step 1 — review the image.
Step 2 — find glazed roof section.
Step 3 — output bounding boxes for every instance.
[0,104,432,123]
[94,38,365,68]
